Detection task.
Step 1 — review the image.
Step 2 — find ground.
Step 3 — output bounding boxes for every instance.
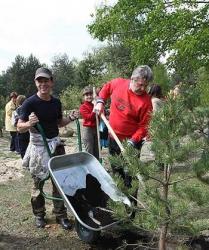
[0,122,155,250]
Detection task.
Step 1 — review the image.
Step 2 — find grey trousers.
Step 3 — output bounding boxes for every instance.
[82,126,99,160]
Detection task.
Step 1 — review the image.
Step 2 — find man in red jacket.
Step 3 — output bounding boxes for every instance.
[95,65,153,187]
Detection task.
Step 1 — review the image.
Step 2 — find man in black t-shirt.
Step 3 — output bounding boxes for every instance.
[17,67,79,230]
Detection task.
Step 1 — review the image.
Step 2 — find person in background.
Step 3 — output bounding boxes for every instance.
[95,65,153,188]
[13,95,30,159]
[148,84,164,112]
[5,92,18,152]
[79,86,99,160]
[168,83,182,99]
[173,84,181,98]
[17,67,79,230]
[96,86,109,149]
[99,109,109,149]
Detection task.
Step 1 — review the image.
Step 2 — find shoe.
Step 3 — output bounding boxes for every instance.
[35,216,46,228]
[56,217,72,230]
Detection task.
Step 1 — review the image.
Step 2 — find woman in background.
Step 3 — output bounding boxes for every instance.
[5,92,18,152]
[148,84,164,112]
[13,95,30,159]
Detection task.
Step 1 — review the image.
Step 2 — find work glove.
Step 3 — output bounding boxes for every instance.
[127,139,145,150]
[68,110,79,121]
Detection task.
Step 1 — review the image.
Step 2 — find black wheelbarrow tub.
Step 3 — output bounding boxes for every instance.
[48,152,131,232]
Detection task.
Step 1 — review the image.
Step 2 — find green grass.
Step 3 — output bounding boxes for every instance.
[0,172,89,249]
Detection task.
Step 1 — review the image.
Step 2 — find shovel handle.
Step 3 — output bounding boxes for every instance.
[93,87,102,162]
[100,113,125,152]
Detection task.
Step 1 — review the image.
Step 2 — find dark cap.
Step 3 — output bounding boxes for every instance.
[83,86,93,96]
[35,67,53,80]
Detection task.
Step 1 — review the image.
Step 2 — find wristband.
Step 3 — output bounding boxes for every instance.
[96,98,105,104]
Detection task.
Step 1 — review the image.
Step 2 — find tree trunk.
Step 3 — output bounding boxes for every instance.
[159,167,170,250]
[159,224,168,250]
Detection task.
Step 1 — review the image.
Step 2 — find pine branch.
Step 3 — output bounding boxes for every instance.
[129,194,147,209]
[168,175,196,185]
[144,174,165,185]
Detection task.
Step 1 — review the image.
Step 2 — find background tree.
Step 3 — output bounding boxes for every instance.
[152,63,171,94]
[88,0,209,82]
[5,54,42,97]
[59,85,82,111]
[0,72,9,99]
[51,54,77,96]
[196,66,209,107]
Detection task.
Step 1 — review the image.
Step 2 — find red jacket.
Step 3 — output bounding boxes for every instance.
[79,101,96,127]
[99,78,152,142]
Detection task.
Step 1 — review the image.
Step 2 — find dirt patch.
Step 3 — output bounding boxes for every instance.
[0,136,24,183]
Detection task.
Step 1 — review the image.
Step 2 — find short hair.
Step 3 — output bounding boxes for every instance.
[10,92,18,99]
[148,84,162,98]
[131,65,153,82]
[16,95,26,106]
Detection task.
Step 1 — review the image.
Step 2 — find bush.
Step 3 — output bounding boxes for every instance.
[196,67,209,107]
[59,86,82,110]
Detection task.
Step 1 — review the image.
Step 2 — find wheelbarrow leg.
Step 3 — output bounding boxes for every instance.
[75,219,100,243]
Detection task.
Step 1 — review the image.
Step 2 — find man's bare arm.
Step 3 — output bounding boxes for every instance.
[17,112,39,133]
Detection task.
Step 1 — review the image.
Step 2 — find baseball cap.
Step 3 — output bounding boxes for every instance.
[34,67,53,80]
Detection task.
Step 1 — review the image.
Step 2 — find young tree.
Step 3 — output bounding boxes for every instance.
[109,85,209,249]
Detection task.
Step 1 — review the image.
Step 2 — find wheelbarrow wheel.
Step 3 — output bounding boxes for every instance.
[75,219,100,243]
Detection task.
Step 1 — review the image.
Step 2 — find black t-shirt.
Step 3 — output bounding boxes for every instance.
[19,94,62,139]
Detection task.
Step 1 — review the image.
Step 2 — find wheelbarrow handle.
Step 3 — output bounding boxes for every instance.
[100,113,125,152]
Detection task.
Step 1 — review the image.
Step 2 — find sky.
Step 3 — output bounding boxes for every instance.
[0,0,114,73]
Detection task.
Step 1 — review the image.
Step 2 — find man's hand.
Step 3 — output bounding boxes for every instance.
[94,102,104,116]
[69,110,79,121]
[127,139,145,150]
[28,112,39,127]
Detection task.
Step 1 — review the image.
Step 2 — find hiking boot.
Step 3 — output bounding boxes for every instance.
[35,216,46,228]
[56,217,72,230]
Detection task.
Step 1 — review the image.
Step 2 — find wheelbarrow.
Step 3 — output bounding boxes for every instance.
[37,120,132,243]
[48,151,131,243]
